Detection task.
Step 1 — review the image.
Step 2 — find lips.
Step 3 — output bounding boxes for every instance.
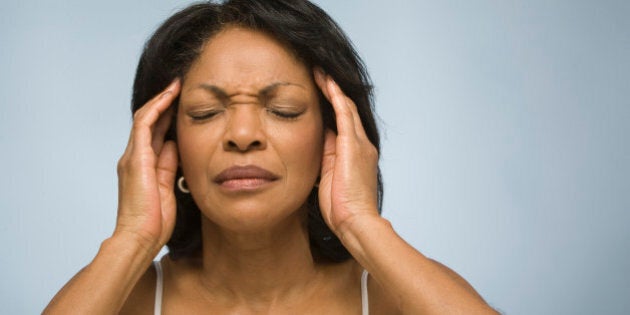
[214,165,279,191]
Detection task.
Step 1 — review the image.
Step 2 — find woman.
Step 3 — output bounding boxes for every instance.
[45,1,497,314]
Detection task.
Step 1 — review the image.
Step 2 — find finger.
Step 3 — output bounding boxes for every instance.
[322,75,371,141]
[131,79,180,152]
[134,79,180,120]
[125,79,180,150]
[156,140,178,195]
[313,68,329,99]
[319,129,337,215]
[313,69,355,135]
[156,140,178,243]
[342,94,370,140]
[133,79,180,129]
[321,129,337,177]
[323,76,356,138]
[151,105,174,155]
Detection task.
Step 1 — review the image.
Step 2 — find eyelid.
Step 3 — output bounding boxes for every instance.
[188,109,223,121]
[266,108,304,119]
[265,97,307,118]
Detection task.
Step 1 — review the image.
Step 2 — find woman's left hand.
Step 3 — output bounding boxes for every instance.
[314,69,380,236]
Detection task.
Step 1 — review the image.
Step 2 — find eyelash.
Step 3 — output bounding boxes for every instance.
[189,109,303,121]
[190,110,222,121]
[268,109,303,120]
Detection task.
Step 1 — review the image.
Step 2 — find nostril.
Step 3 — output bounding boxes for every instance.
[227,140,238,149]
[244,140,263,151]
[225,139,264,152]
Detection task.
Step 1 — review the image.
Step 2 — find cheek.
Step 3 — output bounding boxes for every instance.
[273,121,324,176]
[176,123,222,180]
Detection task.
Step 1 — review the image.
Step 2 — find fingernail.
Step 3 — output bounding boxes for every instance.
[327,77,336,90]
[313,68,324,83]
[161,79,180,98]
[160,90,173,99]
[169,78,180,90]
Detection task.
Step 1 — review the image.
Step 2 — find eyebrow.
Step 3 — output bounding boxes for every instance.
[196,82,305,101]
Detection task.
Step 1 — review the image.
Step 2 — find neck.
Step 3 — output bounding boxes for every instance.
[196,211,321,305]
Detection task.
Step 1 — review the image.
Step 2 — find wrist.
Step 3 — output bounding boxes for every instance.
[104,230,162,262]
[55,232,160,314]
[337,213,393,256]
[337,211,390,235]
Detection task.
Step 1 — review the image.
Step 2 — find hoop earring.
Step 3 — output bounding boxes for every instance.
[177,176,190,194]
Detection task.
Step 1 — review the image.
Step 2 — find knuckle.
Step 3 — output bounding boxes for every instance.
[127,157,144,170]
[364,144,378,159]
[337,108,353,119]
[132,109,143,121]
[132,120,146,133]
[117,157,127,174]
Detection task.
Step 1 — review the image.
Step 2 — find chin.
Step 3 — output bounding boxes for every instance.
[200,200,308,234]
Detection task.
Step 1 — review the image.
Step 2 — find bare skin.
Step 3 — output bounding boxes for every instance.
[44,28,498,314]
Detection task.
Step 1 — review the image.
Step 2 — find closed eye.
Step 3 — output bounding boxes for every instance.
[267,108,303,120]
[189,110,223,121]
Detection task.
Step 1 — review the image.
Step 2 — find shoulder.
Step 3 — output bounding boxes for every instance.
[119,261,158,315]
[427,258,485,299]
[350,259,481,314]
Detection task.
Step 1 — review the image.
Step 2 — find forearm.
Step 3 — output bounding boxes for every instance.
[339,215,497,315]
[43,234,158,314]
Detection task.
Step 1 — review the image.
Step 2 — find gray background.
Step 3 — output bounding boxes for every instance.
[1,1,629,314]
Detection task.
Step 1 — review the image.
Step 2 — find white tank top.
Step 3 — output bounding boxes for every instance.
[153,261,369,315]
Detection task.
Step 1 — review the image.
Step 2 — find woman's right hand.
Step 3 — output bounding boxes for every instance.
[43,81,182,315]
[114,79,181,254]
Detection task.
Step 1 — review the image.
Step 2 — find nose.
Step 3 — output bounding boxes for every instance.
[223,106,267,152]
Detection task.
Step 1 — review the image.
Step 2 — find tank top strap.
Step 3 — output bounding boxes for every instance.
[361,269,369,315]
[153,260,163,315]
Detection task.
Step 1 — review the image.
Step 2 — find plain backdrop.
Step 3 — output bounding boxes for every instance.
[1,1,629,314]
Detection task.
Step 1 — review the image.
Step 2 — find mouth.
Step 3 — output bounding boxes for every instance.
[214,165,280,191]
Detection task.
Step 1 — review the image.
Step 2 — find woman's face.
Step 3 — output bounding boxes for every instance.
[177,27,323,232]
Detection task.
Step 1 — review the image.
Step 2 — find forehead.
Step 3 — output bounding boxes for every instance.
[183,27,310,92]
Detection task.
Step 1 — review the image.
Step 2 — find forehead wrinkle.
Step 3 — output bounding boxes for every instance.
[196,81,305,100]
[197,84,229,101]
[259,82,305,96]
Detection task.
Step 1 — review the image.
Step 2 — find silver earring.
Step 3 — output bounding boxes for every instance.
[177,176,190,193]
